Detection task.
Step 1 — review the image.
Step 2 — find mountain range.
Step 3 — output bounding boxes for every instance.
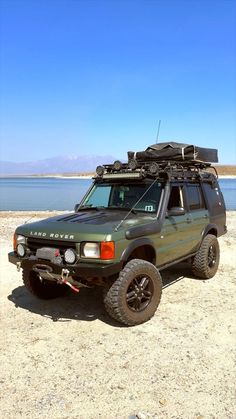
[0,155,117,176]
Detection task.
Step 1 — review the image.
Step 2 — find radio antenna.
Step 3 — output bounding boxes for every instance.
[156,120,161,143]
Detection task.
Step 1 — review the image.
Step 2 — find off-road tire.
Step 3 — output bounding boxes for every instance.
[23,269,68,299]
[103,259,162,326]
[192,234,220,279]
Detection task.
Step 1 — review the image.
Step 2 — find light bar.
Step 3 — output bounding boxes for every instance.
[103,172,141,179]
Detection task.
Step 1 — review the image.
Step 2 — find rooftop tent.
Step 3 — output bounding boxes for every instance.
[129,142,218,163]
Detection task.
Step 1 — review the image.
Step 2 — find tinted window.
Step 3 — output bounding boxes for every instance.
[202,183,225,215]
[187,184,205,210]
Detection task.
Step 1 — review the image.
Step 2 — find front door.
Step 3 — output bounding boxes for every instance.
[156,184,193,265]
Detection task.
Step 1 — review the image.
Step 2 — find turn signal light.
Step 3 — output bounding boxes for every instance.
[100,241,115,260]
[13,233,17,251]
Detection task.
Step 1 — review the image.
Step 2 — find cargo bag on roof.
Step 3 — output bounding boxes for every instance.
[128,142,218,163]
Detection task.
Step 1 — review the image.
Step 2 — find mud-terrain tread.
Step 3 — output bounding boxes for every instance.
[103,259,162,326]
[192,234,220,279]
[23,269,68,299]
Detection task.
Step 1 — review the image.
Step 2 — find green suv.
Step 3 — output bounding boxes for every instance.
[9,142,227,326]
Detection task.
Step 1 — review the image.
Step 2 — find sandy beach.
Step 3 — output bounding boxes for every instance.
[0,211,235,419]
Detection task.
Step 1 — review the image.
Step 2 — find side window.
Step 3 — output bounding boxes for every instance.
[186,184,205,210]
[168,186,183,210]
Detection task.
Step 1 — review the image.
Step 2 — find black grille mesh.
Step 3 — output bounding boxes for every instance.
[27,238,76,252]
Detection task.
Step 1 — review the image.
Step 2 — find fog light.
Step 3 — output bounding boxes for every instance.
[64,249,76,264]
[128,159,137,170]
[16,243,26,257]
[149,162,159,174]
[113,160,122,171]
[96,165,104,176]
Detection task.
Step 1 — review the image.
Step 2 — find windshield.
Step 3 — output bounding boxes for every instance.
[80,180,163,214]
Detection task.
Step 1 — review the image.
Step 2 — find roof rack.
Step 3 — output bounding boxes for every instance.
[95,159,218,183]
[95,142,218,182]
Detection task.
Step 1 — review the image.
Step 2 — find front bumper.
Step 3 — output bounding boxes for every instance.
[8,252,123,278]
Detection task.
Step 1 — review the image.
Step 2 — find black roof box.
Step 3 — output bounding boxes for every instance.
[128,142,218,163]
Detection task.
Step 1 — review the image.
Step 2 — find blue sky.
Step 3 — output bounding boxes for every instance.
[0,0,236,164]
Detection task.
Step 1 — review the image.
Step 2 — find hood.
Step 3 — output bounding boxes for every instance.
[16,210,155,242]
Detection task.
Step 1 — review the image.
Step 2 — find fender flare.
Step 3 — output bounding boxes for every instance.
[121,237,156,264]
[197,223,219,251]
[202,223,218,238]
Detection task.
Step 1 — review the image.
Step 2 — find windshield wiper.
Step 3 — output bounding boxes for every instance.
[107,206,137,214]
[78,205,106,211]
[79,205,137,214]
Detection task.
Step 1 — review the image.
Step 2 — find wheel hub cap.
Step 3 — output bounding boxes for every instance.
[126,275,153,312]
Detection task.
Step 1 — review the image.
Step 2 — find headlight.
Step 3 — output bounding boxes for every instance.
[81,241,115,259]
[17,235,26,244]
[16,243,26,257]
[64,248,77,264]
[81,243,100,258]
[13,234,26,251]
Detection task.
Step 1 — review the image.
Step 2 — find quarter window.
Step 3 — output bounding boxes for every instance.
[187,185,205,210]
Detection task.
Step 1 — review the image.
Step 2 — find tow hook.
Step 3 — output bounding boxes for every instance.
[60,268,80,293]
[16,262,21,272]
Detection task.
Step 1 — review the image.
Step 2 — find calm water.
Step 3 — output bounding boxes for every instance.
[0,177,235,211]
[0,178,92,211]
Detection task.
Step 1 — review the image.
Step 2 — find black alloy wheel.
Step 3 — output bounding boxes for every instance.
[126,274,153,312]
[208,244,217,268]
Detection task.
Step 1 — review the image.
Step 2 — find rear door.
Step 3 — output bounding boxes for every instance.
[183,183,208,252]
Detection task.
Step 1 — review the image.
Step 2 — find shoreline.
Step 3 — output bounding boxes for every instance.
[1,210,235,216]
[1,174,236,179]
[218,175,236,179]
[0,175,93,179]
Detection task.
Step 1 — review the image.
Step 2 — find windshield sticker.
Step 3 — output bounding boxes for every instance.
[145,205,154,212]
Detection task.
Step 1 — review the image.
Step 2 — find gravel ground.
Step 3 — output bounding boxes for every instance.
[0,211,235,419]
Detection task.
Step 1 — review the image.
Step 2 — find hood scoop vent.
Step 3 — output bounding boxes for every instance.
[58,212,107,224]
[58,213,85,222]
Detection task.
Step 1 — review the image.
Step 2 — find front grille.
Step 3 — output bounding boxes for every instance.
[27,238,76,253]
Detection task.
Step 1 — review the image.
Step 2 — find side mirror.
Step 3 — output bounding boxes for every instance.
[168,207,185,216]
[74,203,80,212]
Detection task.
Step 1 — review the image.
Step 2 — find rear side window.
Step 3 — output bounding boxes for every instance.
[201,182,225,215]
[186,184,205,210]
